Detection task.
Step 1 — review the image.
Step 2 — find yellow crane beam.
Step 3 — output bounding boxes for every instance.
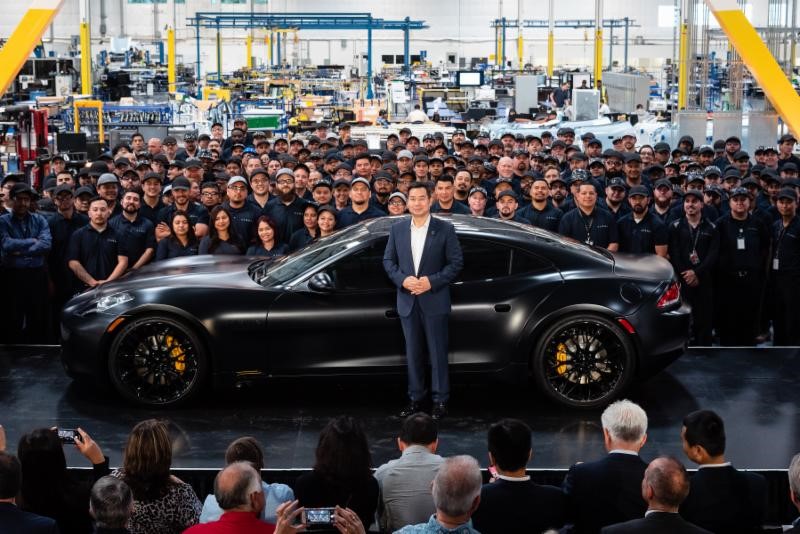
[167,26,176,93]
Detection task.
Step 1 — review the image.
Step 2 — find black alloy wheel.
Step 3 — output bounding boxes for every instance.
[108,315,208,406]
[533,314,635,408]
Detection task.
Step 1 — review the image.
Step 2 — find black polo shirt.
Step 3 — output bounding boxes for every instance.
[617,211,668,254]
[155,238,199,261]
[109,214,156,266]
[66,224,128,286]
[668,217,719,280]
[264,196,308,242]
[492,212,530,224]
[430,201,471,215]
[289,228,317,251]
[558,207,619,248]
[715,213,769,274]
[519,202,563,232]
[336,204,385,228]
[598,197,632,221]
[772,216,800,273]
[139,198,165,225]
[48,211,89,289]
[157,201,210,228]
[223,200,263,244]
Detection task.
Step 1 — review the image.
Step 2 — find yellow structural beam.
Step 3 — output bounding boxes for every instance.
[517,35,523,71]
[266,33,272,64]
[547,31,554,77]
[0,0,64,97]
[167,26,176,93]
[80,20,91,94]
[678,22,688,110]
[706,0,800,135]
[593,27,603,87]
[246,34,253,70]
[74,99,103,142]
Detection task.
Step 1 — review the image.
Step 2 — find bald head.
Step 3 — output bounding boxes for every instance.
[641,456,690,511]
[214,461,262,512]
[497,157,515,179]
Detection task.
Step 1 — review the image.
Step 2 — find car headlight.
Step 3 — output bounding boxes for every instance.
[95,292,134,312]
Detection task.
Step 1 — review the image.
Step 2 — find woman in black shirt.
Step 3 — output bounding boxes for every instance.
[199,205,243,255]
[155,211,199,261]
[289,203,319,251]
[247,215,288,257]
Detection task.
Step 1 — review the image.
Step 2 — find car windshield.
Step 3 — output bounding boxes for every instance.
[253,225,370,286]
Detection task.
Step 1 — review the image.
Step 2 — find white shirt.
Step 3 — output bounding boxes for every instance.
[410,215,431,276]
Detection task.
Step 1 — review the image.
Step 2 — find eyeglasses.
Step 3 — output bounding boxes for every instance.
[389,200,405,206]
[250,178,268,184]
[228,185,247,192]
[276,179,294,185]
[202,192,219,197]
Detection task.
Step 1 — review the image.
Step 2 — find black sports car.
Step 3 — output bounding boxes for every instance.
[61,215,690,409]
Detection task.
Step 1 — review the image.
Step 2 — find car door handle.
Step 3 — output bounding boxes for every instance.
[385,309,399,319]
[494,304,511,313]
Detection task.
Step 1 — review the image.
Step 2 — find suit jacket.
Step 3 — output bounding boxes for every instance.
[601,511,711,534]
[562,452,648,534]
[471,478,567,534]
[0,502,60,534]
[679,465,767,534]
[383,216,463,317]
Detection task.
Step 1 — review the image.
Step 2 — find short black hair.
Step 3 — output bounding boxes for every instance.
[0,451,21,498]
[407,181,431,197]
[683,410,726,457]
[225,436,264,471]
[353,153,371,163]
[435,175,454,184]
[487,419,532,472]
[399,413,438,445]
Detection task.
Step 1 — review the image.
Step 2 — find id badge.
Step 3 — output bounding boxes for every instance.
[585,238,594,246]
[774,258,780,270]
[689,250,700,265]
[737,237,746,250]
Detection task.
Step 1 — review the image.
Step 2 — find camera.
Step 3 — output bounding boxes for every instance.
[302,507,336,525]
[56,429,80,444]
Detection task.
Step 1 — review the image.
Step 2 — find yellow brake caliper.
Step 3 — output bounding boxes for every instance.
[556,342,568,375]
[165,335,186,373]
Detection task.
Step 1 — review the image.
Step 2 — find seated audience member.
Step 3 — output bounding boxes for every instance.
[472,418,566,534]
[0,451,59,533]
[90,476,134,534]
[396,455,482,534]
[373,413,444,532]
[562,399,649,534]
[679,410,767,533]
[601,456,710,533]
[111,419,202,534]
[17,428,110,534]
[201,436,294,524]
[294,416,379,529]
[785,453,800,532]
[186,462,276,534]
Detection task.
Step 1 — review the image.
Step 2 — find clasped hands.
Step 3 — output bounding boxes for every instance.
[403,275,432,295]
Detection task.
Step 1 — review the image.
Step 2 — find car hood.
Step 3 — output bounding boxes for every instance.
[612,252,675,281]
[96,255,267,295]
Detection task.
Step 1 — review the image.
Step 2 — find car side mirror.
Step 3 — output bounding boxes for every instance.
[308,272,335,293]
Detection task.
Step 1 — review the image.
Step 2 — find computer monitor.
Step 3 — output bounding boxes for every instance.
[457,71,484,87]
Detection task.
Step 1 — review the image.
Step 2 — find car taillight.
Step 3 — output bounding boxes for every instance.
[657,281,681,309]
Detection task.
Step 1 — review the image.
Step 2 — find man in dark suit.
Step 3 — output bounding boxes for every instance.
[679,410,767,533]
[383,181,463,420]
[601,456,710,534]
[0,451,60,533]
[562,399,649,534]
[785,453,800,532]
[472,418,566,534]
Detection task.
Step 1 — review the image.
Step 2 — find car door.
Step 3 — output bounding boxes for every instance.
[449,236,562,369]
[266,235,407,373]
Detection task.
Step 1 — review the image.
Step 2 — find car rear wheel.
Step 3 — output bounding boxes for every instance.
[532,314,635,408]
[108,315,208,407]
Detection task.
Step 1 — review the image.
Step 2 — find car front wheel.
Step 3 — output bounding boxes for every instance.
[108,315,208,406]
[532,314,635,409]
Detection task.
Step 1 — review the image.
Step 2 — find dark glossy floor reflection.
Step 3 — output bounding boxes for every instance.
[1,346,799,470]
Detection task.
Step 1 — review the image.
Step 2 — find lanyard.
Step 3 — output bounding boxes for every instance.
[580,211,594,244]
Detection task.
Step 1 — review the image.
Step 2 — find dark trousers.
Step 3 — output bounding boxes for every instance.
[771,272,800,346]
[4,266,49,343]
[683,280,713,345]
[716,272,764,346]
[399,301,450,404]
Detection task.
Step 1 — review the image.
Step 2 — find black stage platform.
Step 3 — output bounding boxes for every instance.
[1,346,799,471]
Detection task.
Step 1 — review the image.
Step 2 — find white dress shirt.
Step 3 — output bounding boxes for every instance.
[410,215,430,276]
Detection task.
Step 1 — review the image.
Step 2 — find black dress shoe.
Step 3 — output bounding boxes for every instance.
[432,402,448,420]
[399,401,425,418]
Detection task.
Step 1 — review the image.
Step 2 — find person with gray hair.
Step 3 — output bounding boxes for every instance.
[786,453,800,532]
[562,399,649,534]
[184,462,274,534]
[90,476,134,533]
[601,457,710,533]
[395,455,482,534]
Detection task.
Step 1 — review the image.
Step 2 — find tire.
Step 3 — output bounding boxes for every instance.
[532,314,635,409]
[108,315,209,407]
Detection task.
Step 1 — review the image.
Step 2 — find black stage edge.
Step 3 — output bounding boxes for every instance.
[2,346,800,523]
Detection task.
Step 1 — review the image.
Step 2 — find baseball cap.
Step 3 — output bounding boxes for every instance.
[607,177,627,190]
[227,176,248,188]
[496,190,518,201]
[96,173,119,186]
[397,150,414,160]
[171,177,191,190]
[332,179,351,189]
[350,177,371,189]
[53,184,74,197]
[777,188,797,201]
[654,178,672,190]
[628,185,650,197]
[683,189,704,201]
[9,183,37,199]
[142,172,163,183]
[730,187,750,198]
[313,179,333,190]
[469,186,488,198]
[388,191,407,203]
[75,185,95,197]
[275,168,295,180]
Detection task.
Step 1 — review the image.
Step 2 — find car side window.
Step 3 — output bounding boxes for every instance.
[456,238,512,282]
[510,247,552,275]
[326,237,394,291]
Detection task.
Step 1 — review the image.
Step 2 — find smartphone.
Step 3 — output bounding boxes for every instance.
[488,466,498,478]
[302,507,336,525]
[56,429,80,444]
